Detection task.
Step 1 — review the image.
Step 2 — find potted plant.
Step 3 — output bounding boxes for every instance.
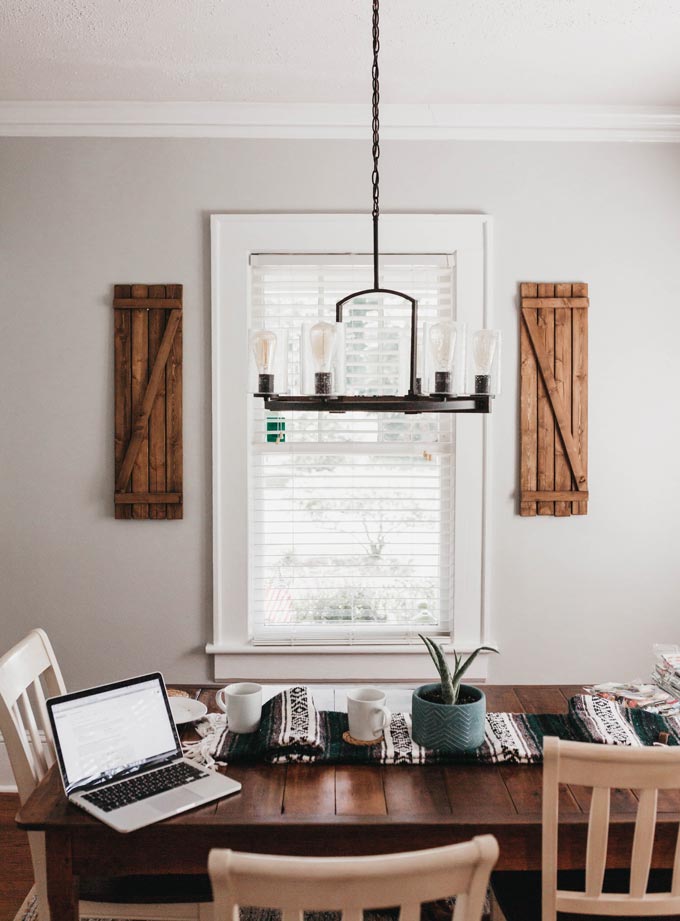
[411,635,498,752]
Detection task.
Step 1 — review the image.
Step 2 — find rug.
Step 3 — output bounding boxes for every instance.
[183,686,680,769]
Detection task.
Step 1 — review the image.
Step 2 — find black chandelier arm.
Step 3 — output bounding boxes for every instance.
[335,286,418,396]
[335,287,415,315]
[261,394,492,414]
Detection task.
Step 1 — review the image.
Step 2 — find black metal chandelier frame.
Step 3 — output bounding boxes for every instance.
[257,0,492,415]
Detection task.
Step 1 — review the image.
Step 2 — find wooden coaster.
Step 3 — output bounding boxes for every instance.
[342,730,383,747]
[166,688,190,698]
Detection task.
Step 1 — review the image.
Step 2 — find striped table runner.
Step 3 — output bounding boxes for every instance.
[184,687,679,768]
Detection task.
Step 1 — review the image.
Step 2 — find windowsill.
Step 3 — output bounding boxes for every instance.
[205,642,497,683]
[206,642,487,655]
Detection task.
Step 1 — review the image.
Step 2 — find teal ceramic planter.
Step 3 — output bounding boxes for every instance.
[411,682,486,752]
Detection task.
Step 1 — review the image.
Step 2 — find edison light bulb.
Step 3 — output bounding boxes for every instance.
[429,321,457,394]
[251,329,277,394]
[309,321,338,394]
[472,329,500,394]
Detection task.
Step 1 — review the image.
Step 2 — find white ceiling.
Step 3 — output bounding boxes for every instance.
[1,0,680,106]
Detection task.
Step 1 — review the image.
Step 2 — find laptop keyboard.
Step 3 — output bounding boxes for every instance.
[82,762,206,812]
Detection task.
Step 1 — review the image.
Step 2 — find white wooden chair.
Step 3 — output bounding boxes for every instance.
[492,735,680,921]
[0,628,212,921]
[208,836,499,921]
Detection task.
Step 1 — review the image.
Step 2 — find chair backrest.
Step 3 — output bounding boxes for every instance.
[542,735,680,919]
[0,629,66,804]
[209,836,498,921]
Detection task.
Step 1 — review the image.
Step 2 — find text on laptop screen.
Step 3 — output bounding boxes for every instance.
[51,677,179,791]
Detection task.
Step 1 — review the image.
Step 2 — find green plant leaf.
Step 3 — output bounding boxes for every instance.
[419,634,441,672]
[419,634,455,703]
[453,646,499,685]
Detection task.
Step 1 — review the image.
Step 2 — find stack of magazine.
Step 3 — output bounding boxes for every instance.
[584,645,680,716]
[651,644,680,708]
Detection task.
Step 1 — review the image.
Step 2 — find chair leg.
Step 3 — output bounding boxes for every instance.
[28,831,50,921]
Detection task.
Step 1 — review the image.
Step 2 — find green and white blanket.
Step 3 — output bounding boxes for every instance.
[185,686,679,768]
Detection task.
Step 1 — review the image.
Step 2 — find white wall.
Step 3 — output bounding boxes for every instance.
[1,137,679,688]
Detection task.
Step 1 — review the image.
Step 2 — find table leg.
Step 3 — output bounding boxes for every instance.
[45,829,79,921]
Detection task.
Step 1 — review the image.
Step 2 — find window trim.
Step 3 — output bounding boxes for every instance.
[209,214,495,682]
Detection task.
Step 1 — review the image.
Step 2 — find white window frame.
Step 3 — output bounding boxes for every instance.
[208,214,495,682]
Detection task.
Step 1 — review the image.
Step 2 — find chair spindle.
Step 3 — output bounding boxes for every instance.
[630,788,658,897]
[585,786,610,896]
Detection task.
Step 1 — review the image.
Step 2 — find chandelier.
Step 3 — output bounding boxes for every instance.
[251,0,500,414]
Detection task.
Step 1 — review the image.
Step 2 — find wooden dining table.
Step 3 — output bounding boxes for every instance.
[16,684,680,921]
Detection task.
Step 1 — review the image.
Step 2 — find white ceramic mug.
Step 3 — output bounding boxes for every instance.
[347,687,391,742]
[216,682,263,734]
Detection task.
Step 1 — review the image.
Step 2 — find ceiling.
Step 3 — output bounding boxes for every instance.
[1,0,680,106]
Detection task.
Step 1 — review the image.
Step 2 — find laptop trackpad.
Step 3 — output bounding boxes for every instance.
[149,788,201,812]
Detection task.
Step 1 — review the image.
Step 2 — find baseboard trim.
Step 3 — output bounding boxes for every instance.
[0,732,46,792]
[0,734,16,790]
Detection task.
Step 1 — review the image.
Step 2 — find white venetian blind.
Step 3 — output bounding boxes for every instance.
[249,254,456,644]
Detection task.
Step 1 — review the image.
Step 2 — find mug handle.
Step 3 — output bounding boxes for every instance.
[373,705,391,737]
[215,688,228,713]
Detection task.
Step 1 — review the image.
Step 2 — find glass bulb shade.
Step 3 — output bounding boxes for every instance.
[429,321,457,371]
[309,321,338,373]
[251,329,277,373]
[472,329,500,374]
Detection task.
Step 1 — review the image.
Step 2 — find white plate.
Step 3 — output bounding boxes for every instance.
[169,697,208,725]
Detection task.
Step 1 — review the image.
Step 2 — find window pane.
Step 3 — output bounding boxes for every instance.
[250,257,455,639]
[253,451,452,628]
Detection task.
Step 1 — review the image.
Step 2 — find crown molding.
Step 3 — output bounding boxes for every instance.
[1,102,680,141]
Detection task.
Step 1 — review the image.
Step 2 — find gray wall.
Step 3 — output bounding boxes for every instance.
[2,137,680,689]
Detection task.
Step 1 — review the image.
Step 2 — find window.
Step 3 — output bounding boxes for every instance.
[210,215,492,682]
[249,255,455,644]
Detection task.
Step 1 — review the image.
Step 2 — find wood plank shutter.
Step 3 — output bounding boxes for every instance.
[520,282,588,517]
[113,284,183,519]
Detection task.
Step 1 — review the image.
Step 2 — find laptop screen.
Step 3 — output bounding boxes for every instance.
[48,674,181,795]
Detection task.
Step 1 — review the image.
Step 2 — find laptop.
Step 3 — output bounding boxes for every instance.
[47,672,241,833]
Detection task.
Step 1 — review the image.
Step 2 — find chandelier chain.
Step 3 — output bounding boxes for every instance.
[372,0,380,223]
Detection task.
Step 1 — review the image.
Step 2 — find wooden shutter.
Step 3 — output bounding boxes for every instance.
[113,284,183,519]
[520,282,588,517]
